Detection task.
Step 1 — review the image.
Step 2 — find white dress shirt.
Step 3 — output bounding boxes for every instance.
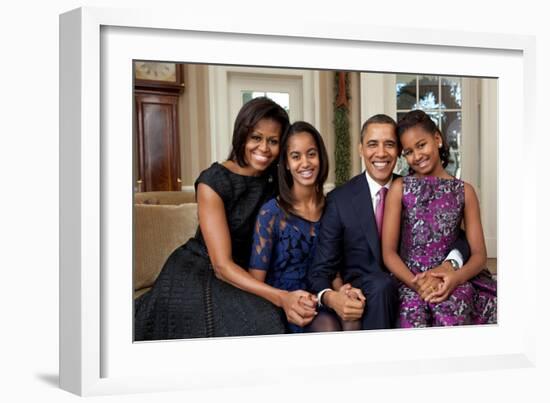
[365,170,392,211]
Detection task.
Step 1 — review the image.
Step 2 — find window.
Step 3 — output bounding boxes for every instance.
[241,91,290,114]
[228,73,303,126]
[360,72,495,256]
[208,66,315,164]
[395,75,463,177]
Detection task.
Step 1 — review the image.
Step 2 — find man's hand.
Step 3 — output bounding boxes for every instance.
[430,261,455,275]
[341,283,366,303]
[324,284,365,321]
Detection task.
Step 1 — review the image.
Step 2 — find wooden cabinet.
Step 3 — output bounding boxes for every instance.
[135,90,182,191]
[134,62,185,192]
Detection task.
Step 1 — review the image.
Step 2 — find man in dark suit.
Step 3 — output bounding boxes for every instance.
[308,114,468,330]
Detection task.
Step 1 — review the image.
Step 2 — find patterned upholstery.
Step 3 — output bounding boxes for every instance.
[134,192,197,298]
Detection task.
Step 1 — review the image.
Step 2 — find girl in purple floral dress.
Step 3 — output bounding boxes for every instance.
[382,110,496,327]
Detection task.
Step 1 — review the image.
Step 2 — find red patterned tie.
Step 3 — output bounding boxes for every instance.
[375,187,388,237]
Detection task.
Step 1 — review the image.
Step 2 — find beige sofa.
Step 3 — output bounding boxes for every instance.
[134,191,198,299]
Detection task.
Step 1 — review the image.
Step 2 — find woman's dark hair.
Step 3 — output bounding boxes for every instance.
[227,97,290,169]
[277,121,329,215]
[396,109,450,168]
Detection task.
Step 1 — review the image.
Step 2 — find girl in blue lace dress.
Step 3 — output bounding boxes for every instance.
[249,121,362,333]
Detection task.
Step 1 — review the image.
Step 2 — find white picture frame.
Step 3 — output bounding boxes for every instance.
[59,6,537,396]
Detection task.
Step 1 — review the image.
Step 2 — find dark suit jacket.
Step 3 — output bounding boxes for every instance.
[308,172,470,294]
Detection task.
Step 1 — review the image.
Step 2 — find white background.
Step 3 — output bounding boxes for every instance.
[1,0,548,402]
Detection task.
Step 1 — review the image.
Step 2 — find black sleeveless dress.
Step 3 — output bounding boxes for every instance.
[134,163,286,340]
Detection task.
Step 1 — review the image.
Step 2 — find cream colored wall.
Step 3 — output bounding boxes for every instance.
[480,79,498,258]
[178,64,212,187]
[133,101,138,191]
[349,72,362,175]
[178,67,360,188]
[317,71,335,186]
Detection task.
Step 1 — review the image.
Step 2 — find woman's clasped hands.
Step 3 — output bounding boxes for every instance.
[281,290,318,327]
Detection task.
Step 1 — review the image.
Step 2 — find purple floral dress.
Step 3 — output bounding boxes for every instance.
[398,176,497,327]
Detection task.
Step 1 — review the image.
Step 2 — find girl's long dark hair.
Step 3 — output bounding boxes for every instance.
[277,121,329,216]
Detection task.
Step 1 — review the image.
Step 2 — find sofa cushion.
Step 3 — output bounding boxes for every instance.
[134,191,195,206]
[134,203,198,295]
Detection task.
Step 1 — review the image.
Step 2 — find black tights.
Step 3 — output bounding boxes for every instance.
[304,310,361,332]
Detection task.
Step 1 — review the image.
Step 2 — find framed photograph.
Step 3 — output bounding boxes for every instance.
[60,7,537,396]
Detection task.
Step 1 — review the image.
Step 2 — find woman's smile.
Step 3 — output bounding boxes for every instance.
[251,151,270,163]
[242,118,281,175]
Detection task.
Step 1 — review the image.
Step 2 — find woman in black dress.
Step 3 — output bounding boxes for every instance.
[134,97,317,340]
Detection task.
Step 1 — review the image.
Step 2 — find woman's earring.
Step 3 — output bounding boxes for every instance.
[438,143,442,148]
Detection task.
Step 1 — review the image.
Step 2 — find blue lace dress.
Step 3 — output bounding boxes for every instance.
[249,198,320,333]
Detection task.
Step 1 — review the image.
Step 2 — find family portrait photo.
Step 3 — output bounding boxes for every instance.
[51,3,544,399]
[132,62,498,341]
